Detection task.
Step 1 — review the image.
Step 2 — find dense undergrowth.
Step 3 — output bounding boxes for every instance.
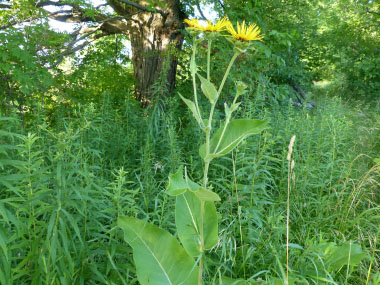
[1,84,379,284]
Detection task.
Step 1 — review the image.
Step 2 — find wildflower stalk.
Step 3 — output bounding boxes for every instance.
[185,19,263,285]
[116,17,267,285]
[198,49,241,285]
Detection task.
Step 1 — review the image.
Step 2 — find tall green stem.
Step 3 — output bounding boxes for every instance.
[199,132,210,284]
[207,39,212,81]
[191,38,202,126]
[217,51,240,96]
[198,199,205,285]
[210,52,240,154]
[204,52,240,160]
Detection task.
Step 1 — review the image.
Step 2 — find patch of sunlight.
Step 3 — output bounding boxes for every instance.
[313,80,332,89]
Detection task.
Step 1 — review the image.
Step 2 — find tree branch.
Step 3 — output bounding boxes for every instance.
[48,12,93,23]
[45,6,110,23]
[217,0,225,10]
[0,17,38,30]
[117,0,168,18]
[35,1,75,8]
[48,25,103,68]
[195,0,208,21]
[0,3,11,9]
[47,15,129,69]
[95,3,108,9]
[367,8,380,16]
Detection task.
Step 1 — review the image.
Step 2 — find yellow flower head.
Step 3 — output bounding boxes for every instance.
[227,21,263,42]
[184,18,230,33]
[203,17,230,32]
[184,19,205,31]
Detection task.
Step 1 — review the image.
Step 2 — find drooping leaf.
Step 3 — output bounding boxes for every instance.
[166,165,201,196]
[193,187,220,202]
[176,191,218,257]
[178,93,202,127]
[199,119,268,160]
[198,74,218,104]
[118,216,199,285]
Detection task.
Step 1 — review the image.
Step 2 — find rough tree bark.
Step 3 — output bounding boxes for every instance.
[108,0,185,104]
[120,1,184,104]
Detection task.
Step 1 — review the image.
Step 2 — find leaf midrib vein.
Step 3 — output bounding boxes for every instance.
[128,223,173,285]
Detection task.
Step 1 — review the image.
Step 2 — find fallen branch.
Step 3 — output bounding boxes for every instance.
[291,82,316,108]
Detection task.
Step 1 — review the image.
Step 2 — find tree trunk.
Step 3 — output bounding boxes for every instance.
[123,1,184,105]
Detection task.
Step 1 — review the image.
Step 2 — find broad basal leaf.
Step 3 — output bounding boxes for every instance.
[199,119,268,160]
[166,165,200,196]
[176,191,218,257]
[118,216,198,285]
[198,74,218,104]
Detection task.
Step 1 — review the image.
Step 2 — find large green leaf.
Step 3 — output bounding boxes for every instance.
[198,74,218,104]
[118,216,198,285]
[166,165,200,196]
[176,191,218,257]
[199,119,268,160]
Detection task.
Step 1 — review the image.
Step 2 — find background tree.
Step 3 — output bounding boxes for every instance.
[0,0,186,104]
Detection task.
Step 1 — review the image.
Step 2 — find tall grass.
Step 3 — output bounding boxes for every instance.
[0,89,378,284]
